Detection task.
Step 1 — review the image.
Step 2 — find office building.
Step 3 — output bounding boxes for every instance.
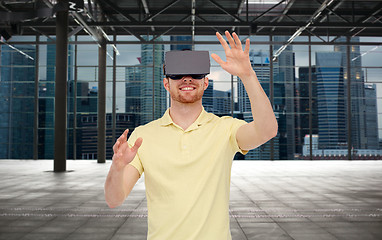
[0,45,35,159]
[296,66,318,154]
[364,84,379,149]
[334,37,367,149]
[273,36,296,160]
[140,36,166,125]
[238,49,280,160]
[315,52,347,149]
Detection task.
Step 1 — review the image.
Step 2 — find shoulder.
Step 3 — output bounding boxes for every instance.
[133,118,162,133]
[205,113,247,129]
[214,114,246,125]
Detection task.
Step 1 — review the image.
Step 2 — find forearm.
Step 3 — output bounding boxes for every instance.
[241,70,278,137]
[104,164,128,208]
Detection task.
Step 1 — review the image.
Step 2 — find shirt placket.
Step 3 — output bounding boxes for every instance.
[180,131,190,161]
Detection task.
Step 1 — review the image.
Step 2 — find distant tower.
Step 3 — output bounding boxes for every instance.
[125,65,143,125]
[335,37,367,149]
[203,79,214,112]
[238,50,279,160]
[296,66,318,154]
[315,52,347,149]
[0,45,36,158]
[273,36,295,160]
[364,84,379,149]
[170,36,192,51]
[213,89,231,115]
[140,36,166,124]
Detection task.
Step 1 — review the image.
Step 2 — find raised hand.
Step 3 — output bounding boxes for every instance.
[211,31,254,80]
[112,129,143,170]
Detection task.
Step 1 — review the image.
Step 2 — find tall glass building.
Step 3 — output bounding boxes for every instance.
[296,66,318,155]
[316,52,347,149]
[334,37,367,149]
[273,36,296,160]
[140,36,166,125]
[0,45,35,159]
[238,50,280,160]
[364,84,379,149]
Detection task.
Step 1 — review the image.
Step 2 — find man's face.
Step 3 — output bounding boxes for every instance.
[163,75,209,104]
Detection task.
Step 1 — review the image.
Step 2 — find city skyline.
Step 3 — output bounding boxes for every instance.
[1,35,381,160]
[62,36,382,141]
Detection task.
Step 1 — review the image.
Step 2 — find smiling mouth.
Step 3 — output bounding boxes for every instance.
[180,87,196,91]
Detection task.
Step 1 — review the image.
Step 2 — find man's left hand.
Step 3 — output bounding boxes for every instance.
[211,31,254,80]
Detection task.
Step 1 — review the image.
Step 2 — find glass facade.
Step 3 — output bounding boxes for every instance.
[0,35,381,160]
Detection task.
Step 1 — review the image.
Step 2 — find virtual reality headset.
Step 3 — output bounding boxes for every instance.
[164,51,210,78]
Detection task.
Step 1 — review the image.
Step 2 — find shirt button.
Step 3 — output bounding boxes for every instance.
[183,145,187,149]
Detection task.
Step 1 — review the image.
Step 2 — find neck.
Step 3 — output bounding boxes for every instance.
[169,100,203,130]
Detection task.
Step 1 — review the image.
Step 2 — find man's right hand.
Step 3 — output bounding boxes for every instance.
[112,129,143,170]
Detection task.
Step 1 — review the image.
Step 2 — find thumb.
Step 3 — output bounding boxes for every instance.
[131,137,143,152]
[211,53,225,67]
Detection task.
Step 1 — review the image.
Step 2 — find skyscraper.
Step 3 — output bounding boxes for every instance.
[213,89,231,115]
[364,84,379,149]
[170,36,192,51]
[334,37,367,149]
[203,79,214,112]
[273,36,296,160]
[315,52,347,149]
[140,36,166,125]
[0,45,35,159]
[238,50,279,160]
[296,66,318,154]
[125,65,143,124]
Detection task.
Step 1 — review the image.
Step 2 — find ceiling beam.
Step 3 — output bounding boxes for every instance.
[140,0,155,32]
[208,0,243,22]
[98,0,137,22]
[271,0,296,32]
[18,21,382,29]
[142,0,181,22]
[150,14,191,42]
[231,0,246,32]
[251,0,287,23]
[331,2,382,41]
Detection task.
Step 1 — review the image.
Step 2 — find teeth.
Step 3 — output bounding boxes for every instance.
[181,87,194,90]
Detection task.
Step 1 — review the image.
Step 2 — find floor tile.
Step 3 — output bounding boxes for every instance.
[0,160,381,240]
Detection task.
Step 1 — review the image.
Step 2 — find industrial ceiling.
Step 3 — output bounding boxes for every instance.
[0,0,382,43]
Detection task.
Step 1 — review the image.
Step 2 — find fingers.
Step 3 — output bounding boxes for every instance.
[113,129,129,153]
[211,53,225,66]
[115,137,143,155]
[216,32,229,52]
[217,31,248,53]
[244,38,250,55]
[232,32,242,49]
[131,137,143,152]
[225,31,236,49]
[113,141,120,154]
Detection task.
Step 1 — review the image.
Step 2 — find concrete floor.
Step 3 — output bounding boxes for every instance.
[0,160,381,240]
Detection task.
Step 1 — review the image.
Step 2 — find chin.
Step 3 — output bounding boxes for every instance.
[173,96,203,104]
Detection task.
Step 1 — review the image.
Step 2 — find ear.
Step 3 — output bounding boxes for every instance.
[163,77,170,92]
[203,77,209,90]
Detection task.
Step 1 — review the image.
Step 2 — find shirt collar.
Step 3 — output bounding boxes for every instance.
[160,106,213,130]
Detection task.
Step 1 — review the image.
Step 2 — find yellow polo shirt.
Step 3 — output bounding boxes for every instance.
[128,108,248,240]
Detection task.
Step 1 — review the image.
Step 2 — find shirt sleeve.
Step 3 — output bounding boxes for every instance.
[127,129,144,177]
[229,118,249,155]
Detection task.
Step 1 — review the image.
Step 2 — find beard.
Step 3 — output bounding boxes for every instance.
[169,83,205,104]
[172,90,204,103]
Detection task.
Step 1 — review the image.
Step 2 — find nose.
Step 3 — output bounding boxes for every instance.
[183,76,193,81]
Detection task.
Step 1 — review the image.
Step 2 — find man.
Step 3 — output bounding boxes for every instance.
[104,31,278,240]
